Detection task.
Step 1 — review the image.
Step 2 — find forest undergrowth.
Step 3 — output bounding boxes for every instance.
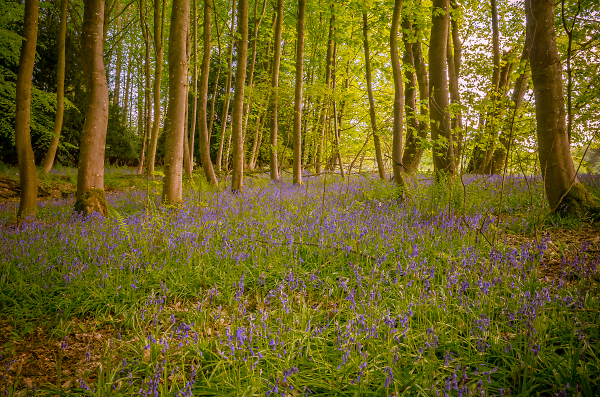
[0,167,599,396]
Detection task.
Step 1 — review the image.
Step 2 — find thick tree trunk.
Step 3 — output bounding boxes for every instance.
[162,0,190,203]
[230,0,249,192]
[390,0,405,186]
[183,33,192,177]
[147,0,166,176]
[270,0,283,180]
[216,0,237,172]
[292,0,305,184]
[15,0,39,218]
[526,0,598,217]
[429,0,454,176]
[400,16,418,175]
[363,13,386,180]
[41,0,68,174]
[76,0,109,216]
[197,0,218,185]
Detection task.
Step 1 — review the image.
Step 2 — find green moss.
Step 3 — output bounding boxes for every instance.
[74,188,108,216]
[555,182,600,220]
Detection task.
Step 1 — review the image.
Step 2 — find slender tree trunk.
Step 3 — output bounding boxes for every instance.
[316,14,334,176]
[292,0,305,184]
[113,0,122,106]
[197,0,218,184]
[331,43,344,178]
[400,16,418,176]
[162,0,190,203]
[147,0,166,176]
[189,0,198,168]
[526,0,597,216]
[230,0,248,192]
[561,0,580,144]
[41,0,68,174]
[138,0,152,174]
[447,1,463,169]
[76,0,109,216]
[402,19,430,174]
[270,0,283,180]
[183,32,192,177]
[429,0,454,176]
[363,12,386,180]
[15,0,39,218]
[490,45,530,174]
[390,0,405,186]
[216,0,237,172]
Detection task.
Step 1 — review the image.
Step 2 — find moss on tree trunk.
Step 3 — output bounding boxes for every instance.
[554,182,600,219]
[74,188,108,216]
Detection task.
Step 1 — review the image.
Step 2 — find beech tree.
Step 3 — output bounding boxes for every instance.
[15,0,39,218]
[526,0,599,217]
[292,0,306,185]
[389,0,404,186]
[269,0,284,181]
[162,0,190,203]
[75,0,109,216]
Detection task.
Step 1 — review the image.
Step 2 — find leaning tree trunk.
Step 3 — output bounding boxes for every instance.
[363,12,386,180]
[269,0,283,181]
[15,0,39,218]
[76,0,109,216]
[230,0,249,192]
[197,0,218,185]
[147,0,166,177]
[162,0,190,203]
[429,0,454,176]
[390,0,405,186]
[526,0,598,217]
[292,0,305,185]
[41,0,67,174]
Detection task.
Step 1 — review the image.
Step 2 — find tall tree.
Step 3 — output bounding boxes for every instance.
[526,0,598,217]
[147,0,167,176]
[15,0,40,218]
[189,0,199,168]
[447,0,463,168]
[429,0,455,176]
[292,0,306,184]
[362,12,386,180]
[138,0,152,175]
[197,0,218,185]
[315,12,334,176]
[162,0,190,203]
[41,0,68,174]
[390,0,404,186]
[269,0,284,181]
[230,0,249,192]
[76,0,110,215]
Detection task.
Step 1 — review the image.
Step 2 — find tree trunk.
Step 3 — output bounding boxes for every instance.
[183,32,192,177]
[490,47,529,174]
[447,0,463,169]
[526,0,598,217]
[292,0,305,184]
[230,0,249,192]
[41,0,68,174]
[15,0,39,218]
[390,0,404,186]
[429,0,454,176]
[363,12,386,180]
[270,0,283,181]
[147,0,166,177]
[138,0,152,174]
[76,0,109,216]
[400,16,419,176]
[331,43,344,178]
[197,0,218,185]
[162,0,190,203]
[189,0,198,168]
[316,13,334,176]
[216,0,237,172]
[113,0,122,106]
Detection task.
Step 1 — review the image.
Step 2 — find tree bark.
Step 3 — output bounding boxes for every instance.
[526,0,598,217]
[113,0,122,107]
[76,0,109,216]
[138,0,152,174]
[147,0,166,176]
[429,0,454,176]
[41,0,68,174]
[183,32,192,177]
[315,13,334,176]
[230,0,249,192]
[292,0,306,184]
[270,0,283,180]
[197,0,218,185]
[162,0,190,203]
[189,0,198,168]
[447,0,463,169]
[15,0,39,218]
[363,12,386,180]
[331,43,344,178]
[390,0,404,186]
[216,0,237,172]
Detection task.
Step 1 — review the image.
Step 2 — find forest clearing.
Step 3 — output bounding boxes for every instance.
[2,0,600,393]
